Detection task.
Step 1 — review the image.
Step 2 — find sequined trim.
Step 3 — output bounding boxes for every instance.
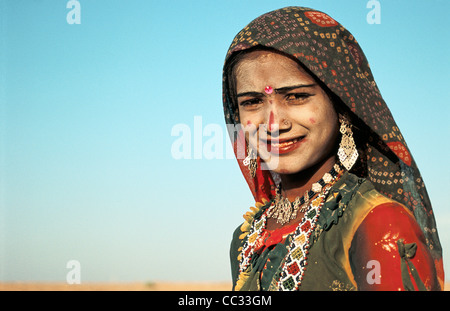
[274,184,333,291]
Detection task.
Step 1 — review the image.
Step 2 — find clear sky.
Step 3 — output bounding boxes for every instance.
[1,0,449,283]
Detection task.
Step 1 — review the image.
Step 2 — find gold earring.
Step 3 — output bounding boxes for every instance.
[243,144,257,178]
[337,116,358,171]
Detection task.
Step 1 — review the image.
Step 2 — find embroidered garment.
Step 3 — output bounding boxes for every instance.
[223,7,444,290]
[230,173,441,291]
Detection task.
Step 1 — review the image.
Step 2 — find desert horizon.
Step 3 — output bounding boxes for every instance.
[0,281,448,291]
[0,281,232,291]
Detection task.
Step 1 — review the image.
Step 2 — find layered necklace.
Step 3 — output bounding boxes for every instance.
[237,163,345,291]
[267,163,344,225]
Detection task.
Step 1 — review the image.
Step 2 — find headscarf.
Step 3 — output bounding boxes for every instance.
[222,6,443,274]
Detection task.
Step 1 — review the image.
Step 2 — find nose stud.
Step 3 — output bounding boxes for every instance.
[264,86,274,94]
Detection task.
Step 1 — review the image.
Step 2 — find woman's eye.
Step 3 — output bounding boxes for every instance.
[240,98,263,107]
[285,93,312,102]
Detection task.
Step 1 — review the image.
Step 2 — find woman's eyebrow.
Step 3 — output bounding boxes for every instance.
[274,84,316,93]
[236,91,264,98]
[236,84,317,98]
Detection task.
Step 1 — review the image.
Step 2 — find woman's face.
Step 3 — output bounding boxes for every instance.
[234,50,339,175]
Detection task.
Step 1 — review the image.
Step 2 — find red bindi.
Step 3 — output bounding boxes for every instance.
[264,86,274,94]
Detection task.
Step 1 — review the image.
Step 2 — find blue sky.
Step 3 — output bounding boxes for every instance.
[1,0,449,283]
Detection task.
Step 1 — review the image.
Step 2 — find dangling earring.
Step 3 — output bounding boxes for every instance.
[243,144,257,178]
[337,115,358,171]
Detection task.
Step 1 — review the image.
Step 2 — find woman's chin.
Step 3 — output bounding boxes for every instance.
[263,160,303,175]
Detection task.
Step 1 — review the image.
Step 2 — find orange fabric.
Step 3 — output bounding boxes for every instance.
[350,203,442,290]
[254,221,299,254]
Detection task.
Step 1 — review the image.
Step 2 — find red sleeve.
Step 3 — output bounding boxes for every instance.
[349,203,441,291]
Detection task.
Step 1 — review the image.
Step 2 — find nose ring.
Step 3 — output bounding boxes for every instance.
[283,119,291,126]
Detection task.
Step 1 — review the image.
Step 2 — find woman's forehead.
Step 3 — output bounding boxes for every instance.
[234,51,314,90]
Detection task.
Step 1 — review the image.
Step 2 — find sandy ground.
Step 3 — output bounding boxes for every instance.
[0,281,233,291]
[0,281,448,291]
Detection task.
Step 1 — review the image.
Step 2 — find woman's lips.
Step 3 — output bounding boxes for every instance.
[260,136,306,155]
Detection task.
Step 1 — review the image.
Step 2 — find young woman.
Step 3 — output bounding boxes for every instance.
[222,7,444,291]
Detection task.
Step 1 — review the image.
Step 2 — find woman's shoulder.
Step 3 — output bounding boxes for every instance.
[349,187,440,290]
[342,172,404,214]
[342,173,426,253]
[319,171,410,236]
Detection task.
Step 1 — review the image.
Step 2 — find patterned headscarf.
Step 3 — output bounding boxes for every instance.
[222,7,442,271]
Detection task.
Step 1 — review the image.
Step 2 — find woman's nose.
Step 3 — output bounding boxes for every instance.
[268,111,278,133]
[265,107,290,135]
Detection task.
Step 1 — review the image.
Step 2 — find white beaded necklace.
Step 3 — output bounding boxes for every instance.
[237,163,344,291]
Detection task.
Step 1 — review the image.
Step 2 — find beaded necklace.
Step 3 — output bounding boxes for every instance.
[237,163,344,291]
[267,164,343,225]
